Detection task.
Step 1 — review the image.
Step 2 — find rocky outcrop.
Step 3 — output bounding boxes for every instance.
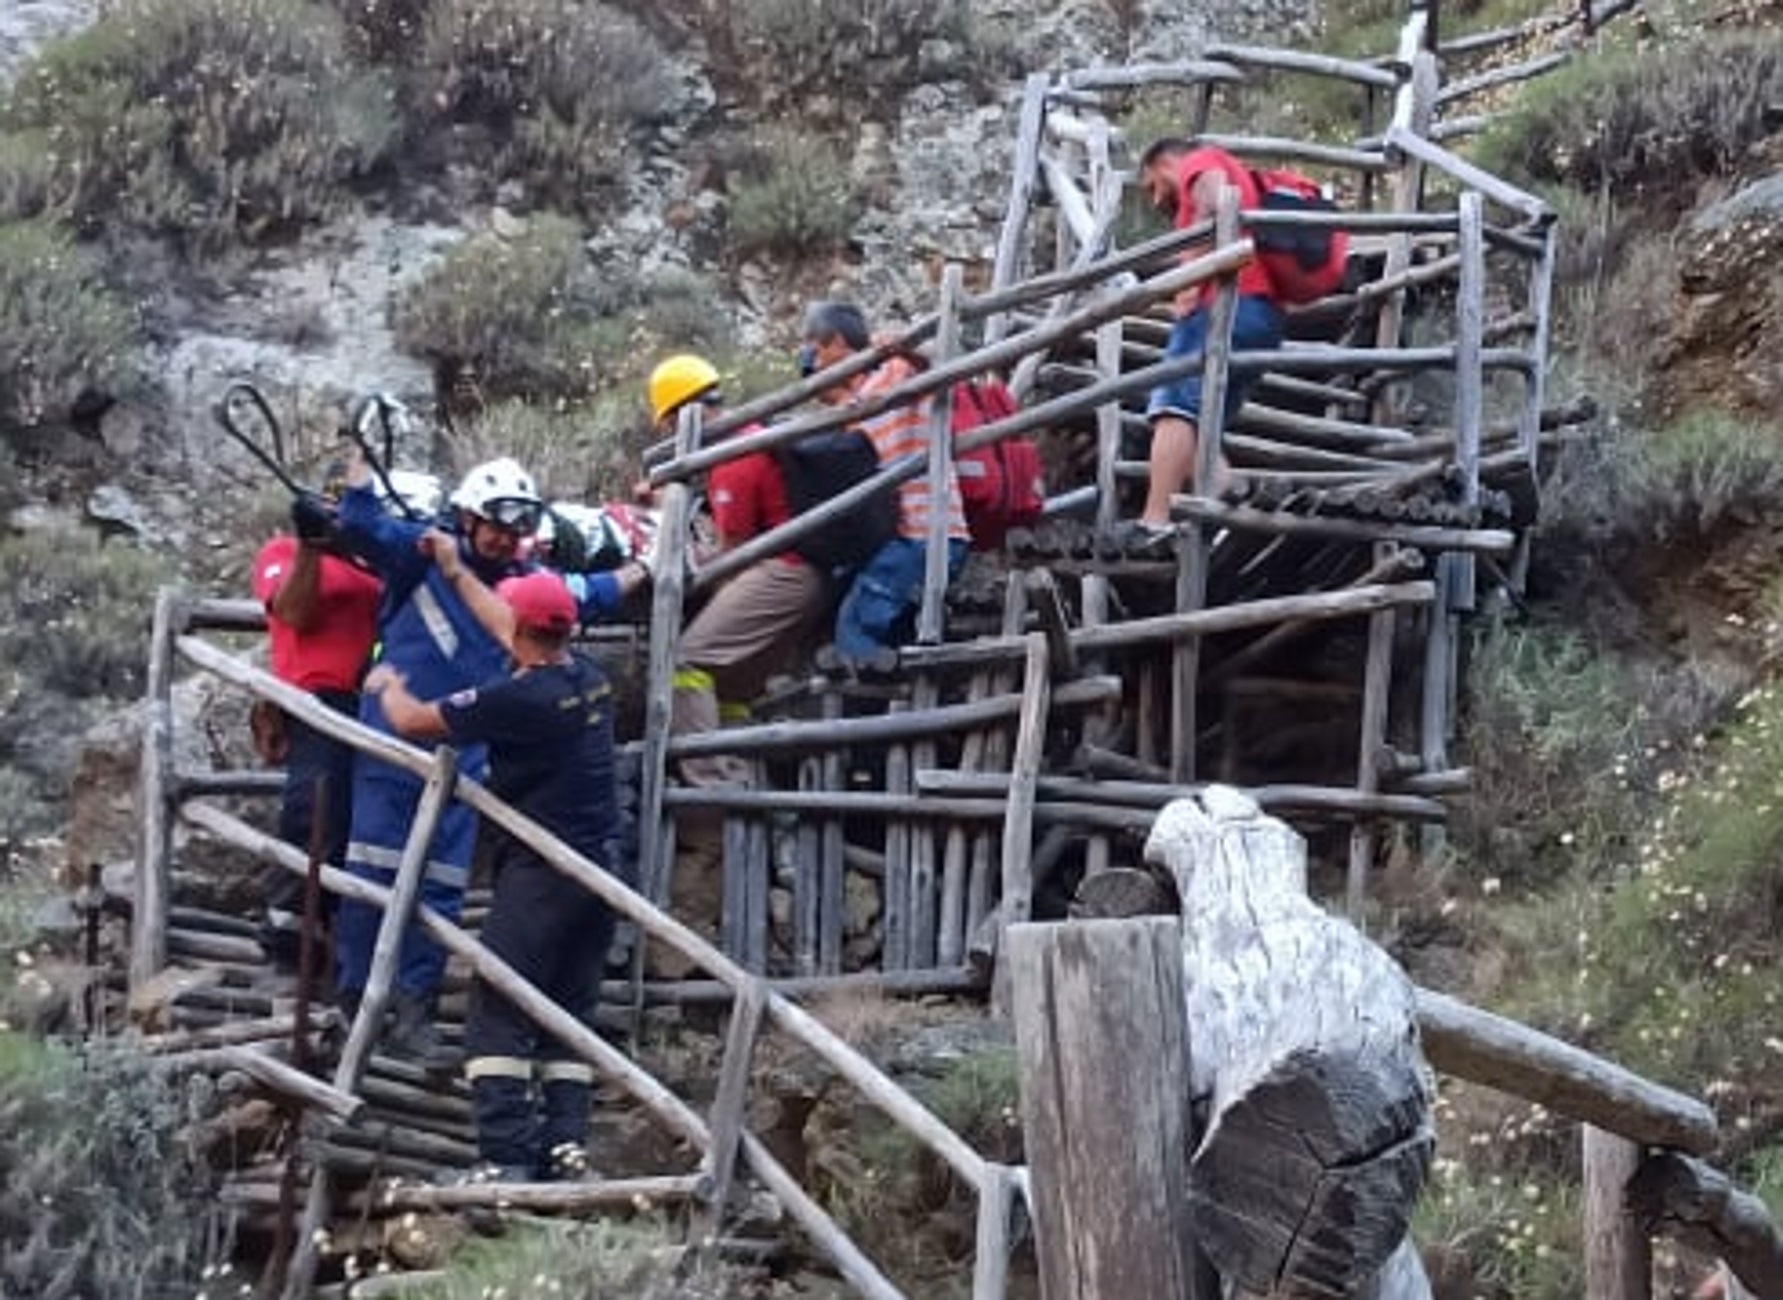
[0,0,95,87]
[1661,172,1783,416]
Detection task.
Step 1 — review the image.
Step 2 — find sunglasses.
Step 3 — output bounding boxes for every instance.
[482,497,543,536]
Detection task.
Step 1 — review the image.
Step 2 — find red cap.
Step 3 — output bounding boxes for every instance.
[495,571,576,635]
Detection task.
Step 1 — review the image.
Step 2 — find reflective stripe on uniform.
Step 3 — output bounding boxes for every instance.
[672,666,714,692]
[465,1055,533,1082]
[718,701,753,724]
[411,583,460,661]
[539,1060,595,1085]
[346,840,472,891]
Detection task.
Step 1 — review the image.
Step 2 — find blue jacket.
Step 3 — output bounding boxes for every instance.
[336,486,632,744]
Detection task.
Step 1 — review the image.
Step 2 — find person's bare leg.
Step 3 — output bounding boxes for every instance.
[1144,414,1199,525]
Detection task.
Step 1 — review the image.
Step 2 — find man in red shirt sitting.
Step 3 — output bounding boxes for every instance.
[1121,138,1289,556]
[250,487,383,969]
[650,354,832,967]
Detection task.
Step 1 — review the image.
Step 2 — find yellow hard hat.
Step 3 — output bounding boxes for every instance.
[647,354,721,423]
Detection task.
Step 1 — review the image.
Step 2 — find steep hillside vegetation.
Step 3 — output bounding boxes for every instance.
[1,0,1783,1293]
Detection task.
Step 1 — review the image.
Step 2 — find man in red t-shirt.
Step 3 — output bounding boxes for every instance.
[1120,138,1289,556]
[647,353,832,968]
[250,504,382,968]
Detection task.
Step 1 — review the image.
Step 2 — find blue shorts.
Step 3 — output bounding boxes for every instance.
[1147,295,1286,424]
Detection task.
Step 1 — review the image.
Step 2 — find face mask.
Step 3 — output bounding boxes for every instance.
[797,343,818,379]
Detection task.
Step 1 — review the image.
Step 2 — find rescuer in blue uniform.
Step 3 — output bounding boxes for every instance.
[368,566,627,1179]
[331,452,642,1068]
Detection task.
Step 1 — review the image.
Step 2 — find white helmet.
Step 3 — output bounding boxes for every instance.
[450,457,543,534]
[378,468,444,518]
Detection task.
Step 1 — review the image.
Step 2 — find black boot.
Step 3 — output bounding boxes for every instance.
[385,992,463,1075]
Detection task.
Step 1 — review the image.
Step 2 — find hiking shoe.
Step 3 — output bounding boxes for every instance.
[385,993,464,1075]
[813,643,899,680]
[1103,519,1177,560]
[543,1141,601,1183]
[448,1161,533,1236]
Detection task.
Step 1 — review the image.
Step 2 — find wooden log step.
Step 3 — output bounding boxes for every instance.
[167,926,266,965]
[363,1173,705,1215]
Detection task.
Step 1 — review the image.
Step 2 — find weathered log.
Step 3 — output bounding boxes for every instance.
[1584,1127,1652,1299]
[368,1174,704,1215]
[1413,989,1717,1152]
[1628,1152,1783,1298]
[1203,41,1403,87]
[1146,788,1434,1294]
[160,1045,364,1124]
[132,588,182,992]
[1172,500,1515,553]
[1070,867,1170,919]
[1383,127,1552,225]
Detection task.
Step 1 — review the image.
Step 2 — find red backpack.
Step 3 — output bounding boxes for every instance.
[950,379,1045,550]
[1249,168,1350,305]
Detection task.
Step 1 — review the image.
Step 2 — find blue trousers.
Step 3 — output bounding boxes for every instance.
[1146,295,1286,424]
[835,537,969,660]
[334,751,482,999]
[266,690,356,927]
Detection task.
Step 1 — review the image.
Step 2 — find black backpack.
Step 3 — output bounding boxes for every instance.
[774,429,900,570]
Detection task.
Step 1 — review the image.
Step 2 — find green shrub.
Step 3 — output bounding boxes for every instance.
[443,395,642,505]
[0,221,140,434]
[1552,410,1783,550]
[418,0,674,210]
[1458,624,1670,883]
[728,133,858,258]
[1475,33,1783,199]
[1414,1150,1581,1298]
[393,215,605,402]
[327,0,433,61]
[731,0,970,99]
[408,1217,750,1297]
[0,1035,228,1298]
[821,1047,1022,1291]
[1489,680,1783,1087]
[0,0,395,252]
[0,531,173,700]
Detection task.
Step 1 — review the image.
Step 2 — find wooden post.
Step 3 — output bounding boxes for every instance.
[986,72,1050,346]
[1373,48,1437,428]
[1008,918,1206,1299]
[696,978,766,1237]
[884,705,912,972]
[918,263,963,645]
[1146,788,1434,1294]
[968,577,1027,946]
[1584,1126,1652,1300]
[721,812,748,963]
[910,678,941,970]
[795,751,822,976]
[131,587,183,993]
[1348,553,1399,921]
[1628,1152,1783,1298]
[638,403,701,910]
[970,1162,1020,1300]
[744,770,770,973]
[818,688,846,975]
[999,635,1051,944]
[1171,184,1241,785]
[1453,190,1486,612]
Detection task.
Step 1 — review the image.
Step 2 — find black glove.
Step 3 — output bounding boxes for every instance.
[291,491,338,545]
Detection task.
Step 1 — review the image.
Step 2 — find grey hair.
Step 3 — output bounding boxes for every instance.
[802,300,870,350]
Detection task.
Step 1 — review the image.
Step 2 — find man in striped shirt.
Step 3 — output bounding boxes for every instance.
[801,300,971,665]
